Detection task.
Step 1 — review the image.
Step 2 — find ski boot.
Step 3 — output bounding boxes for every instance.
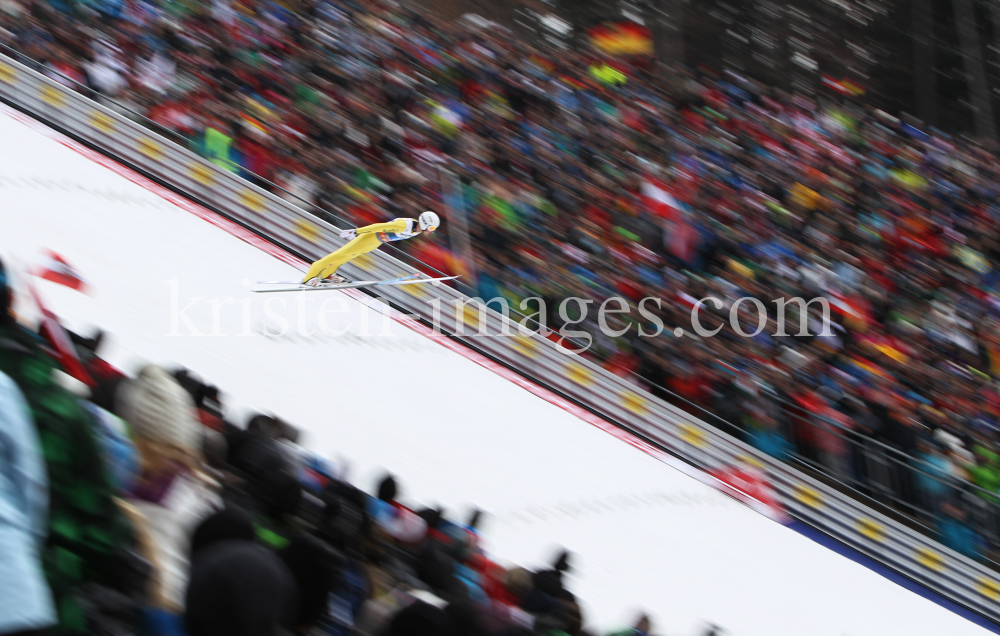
[304,275,347,287]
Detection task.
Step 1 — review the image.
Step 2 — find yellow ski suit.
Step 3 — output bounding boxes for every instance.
[303,219,418,282]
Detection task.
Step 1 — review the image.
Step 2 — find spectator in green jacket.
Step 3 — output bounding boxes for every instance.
[965,447,1000,506]
[0,258,138,634]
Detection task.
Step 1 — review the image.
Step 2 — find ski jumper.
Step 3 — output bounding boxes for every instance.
[303,219,420,282]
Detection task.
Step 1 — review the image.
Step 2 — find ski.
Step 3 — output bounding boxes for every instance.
[251,274,458,293]
[255,274,419,286]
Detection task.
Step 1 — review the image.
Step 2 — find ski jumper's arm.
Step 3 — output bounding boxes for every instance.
[355,219,409,235]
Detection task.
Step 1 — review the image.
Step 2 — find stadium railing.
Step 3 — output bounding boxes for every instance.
[2,50,1000,623]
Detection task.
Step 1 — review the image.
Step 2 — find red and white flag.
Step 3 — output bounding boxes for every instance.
[641,178,681,220]
[667,212,698,264]
[23,277,95,388]
[676,291,700,310]
[829,289,871,331]
[642,179,697,263]
[33,251,89,293]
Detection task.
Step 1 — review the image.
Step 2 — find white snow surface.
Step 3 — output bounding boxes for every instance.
[0,106,993,636]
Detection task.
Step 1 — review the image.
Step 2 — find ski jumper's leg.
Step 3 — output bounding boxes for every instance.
[302,234,384,281]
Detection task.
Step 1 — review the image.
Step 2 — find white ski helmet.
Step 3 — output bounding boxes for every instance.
[418,211,440,232]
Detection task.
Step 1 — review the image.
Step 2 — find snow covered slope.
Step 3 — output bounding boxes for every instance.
[0,105,992,636]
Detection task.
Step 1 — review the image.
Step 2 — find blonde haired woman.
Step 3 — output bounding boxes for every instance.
[116,365,221,615]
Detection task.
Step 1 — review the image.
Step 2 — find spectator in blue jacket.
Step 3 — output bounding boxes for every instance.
[938,502,985,562]
[746,413,794,462]
[914,441,955,515]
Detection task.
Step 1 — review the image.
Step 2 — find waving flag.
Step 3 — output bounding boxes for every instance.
[33,250,88,293]
[641,179,680,219]
[588,21,653,56]
[23,277,95,388]
[829,289,871,332]
[642,179,697,263]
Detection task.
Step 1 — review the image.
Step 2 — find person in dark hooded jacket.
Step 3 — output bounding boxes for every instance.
[226,415,289,480]
[185,540,298,636]
[522,550,571,615]
[278,534,343,634]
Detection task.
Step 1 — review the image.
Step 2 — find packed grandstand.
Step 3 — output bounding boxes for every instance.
[2,0,1000,633]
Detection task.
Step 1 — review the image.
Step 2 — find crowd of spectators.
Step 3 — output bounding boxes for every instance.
[1,0,1000,573]
[0,255,679,636]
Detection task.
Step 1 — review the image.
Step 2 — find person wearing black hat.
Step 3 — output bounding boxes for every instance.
[188,506,256,557]
[185,540,298,636]
[522,550,572,615]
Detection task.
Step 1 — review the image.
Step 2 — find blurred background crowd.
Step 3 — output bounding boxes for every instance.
[2,0,1000,629]
[0,258,685,636]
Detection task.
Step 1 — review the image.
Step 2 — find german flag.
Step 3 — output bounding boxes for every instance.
[529,54,554,74]
[559,74,589,90]
[850,355,891,379]
[240,112,269,136]
[822,75,865,96]
[588,21,653,56]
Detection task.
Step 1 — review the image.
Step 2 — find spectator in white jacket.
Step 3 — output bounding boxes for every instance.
[0,370,56,635]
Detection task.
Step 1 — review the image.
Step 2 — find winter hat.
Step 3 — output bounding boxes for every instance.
[189,506,256,557]
[246,414,283,438]
[377,474,398,502]
[116,365,202,455]
[552,550,572,573]
[185,541,298,636]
